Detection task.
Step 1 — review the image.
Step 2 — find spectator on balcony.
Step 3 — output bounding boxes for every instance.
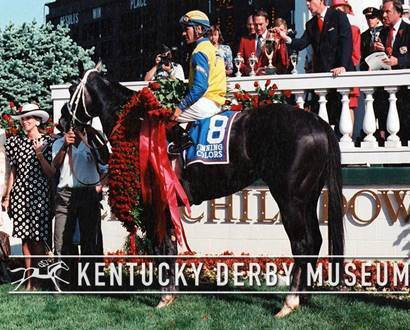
[374,0,410,144]
[144,44,185,81]
[270,18,291,74]
[238,9,270,75]
[274,0,353,126]
[209,25,233,76]
[237,15,255,75]
[332,0,360,129]
[374,0,410,69]
[360,7,383,71]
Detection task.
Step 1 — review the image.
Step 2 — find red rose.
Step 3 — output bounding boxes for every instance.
[252,95,259,109]
[254,81,259,88]
[272,84,278,90]
[268,89,275,97]
[148,82,161,91]
[18,106,22,113]
[9,101,15,109]
[235,83,241,89]
[230,104,243,111]
[265,79,271,87]
[2,114,11,121]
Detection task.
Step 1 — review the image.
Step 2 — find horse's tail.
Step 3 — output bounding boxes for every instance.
[325,126,344,270]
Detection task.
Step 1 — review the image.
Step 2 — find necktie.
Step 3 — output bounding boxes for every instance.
[256,35,263,57]
[317,16,323,33]
[386,26,394,49]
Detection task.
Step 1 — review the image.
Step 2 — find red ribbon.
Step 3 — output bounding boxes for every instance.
[139,118,191,251]
[129,227,137,255]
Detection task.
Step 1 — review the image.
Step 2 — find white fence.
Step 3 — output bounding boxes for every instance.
[51,69,410,165]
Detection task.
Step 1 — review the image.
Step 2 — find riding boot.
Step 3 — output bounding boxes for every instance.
[168,124,193,155]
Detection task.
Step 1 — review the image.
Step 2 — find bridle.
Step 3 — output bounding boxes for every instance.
[64,67,110,186]
[67,68,99,126]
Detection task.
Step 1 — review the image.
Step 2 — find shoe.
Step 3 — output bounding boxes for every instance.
[156,294,176,308]
[167,126,193,155]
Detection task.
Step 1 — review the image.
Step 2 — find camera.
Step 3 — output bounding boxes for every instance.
[159,54,171,67]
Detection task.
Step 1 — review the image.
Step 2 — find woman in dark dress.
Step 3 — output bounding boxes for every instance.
[2,103,55,290]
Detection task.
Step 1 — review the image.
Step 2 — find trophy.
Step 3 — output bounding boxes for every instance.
[264,38,275,69]
[248,52,258,76]
[290,50,298,75]
[234,53,244,77]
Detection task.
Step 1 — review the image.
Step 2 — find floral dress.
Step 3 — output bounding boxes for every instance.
[5,134,52,241]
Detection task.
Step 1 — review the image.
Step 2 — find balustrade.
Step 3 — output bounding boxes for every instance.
[51,69,410,165]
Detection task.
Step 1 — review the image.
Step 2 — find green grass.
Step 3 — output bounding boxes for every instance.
[0,284,409,329]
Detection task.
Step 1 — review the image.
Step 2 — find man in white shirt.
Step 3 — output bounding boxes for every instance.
[52,125,107,261]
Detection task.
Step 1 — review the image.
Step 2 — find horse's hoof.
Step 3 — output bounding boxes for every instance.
[156,294,176,309]
[275,295,299,318]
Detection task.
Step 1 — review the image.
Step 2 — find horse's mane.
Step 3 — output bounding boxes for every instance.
[89,73,134,107]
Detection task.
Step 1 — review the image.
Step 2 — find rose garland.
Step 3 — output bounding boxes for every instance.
[108,86,189,254]
[108,93,143,253]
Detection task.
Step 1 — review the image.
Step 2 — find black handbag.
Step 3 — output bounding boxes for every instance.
[0,231,11,284]
[0,231,10,261]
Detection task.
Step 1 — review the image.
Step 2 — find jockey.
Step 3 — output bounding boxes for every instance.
[169,10,227,154]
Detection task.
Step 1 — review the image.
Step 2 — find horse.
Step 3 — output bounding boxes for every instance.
[11,261,69,292]
[61,62,344,317]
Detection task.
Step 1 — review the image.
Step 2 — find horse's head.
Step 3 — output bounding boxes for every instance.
[66,60,134,136]
[67,60,105,128]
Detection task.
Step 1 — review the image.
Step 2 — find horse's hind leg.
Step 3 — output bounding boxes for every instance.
[272,185,323,318]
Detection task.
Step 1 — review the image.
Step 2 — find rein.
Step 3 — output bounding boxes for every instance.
[66,136,108,187]
[67,68,98,126]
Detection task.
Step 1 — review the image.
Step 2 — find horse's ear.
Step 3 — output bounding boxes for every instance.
[78,60,85,76]
[95,60,103,73]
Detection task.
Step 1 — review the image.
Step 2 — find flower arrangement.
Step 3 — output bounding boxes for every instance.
[1,101,54,137]
[229,80,291,111]
[104,251,409,292]
[148,79,187,110]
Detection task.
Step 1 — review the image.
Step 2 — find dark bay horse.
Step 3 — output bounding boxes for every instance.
[62,63,344,317]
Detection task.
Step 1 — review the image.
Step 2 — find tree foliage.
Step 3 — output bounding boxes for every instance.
[0,22,94,115]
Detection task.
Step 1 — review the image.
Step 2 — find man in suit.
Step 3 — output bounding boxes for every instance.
[274,0,353,125]
[360,7,383,71]
[238,10,270,75]
[374,0,410,144]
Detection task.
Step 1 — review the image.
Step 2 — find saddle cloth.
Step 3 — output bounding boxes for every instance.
[185,111,239,166]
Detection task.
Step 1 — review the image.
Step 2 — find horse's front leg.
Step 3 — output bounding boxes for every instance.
[154,215,177,308]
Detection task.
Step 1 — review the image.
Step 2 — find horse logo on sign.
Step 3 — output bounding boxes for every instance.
[11,260,69,292]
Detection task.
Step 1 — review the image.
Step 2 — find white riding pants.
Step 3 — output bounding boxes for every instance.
[177,97,221,123]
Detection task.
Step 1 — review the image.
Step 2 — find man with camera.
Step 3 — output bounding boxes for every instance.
[144,44,185,81]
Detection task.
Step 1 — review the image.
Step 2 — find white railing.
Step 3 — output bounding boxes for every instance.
[50,69,410,165]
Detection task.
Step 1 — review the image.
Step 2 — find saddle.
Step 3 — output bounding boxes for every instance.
[168,111,238,165]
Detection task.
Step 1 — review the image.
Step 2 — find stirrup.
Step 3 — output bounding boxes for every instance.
[167,140,193,156]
